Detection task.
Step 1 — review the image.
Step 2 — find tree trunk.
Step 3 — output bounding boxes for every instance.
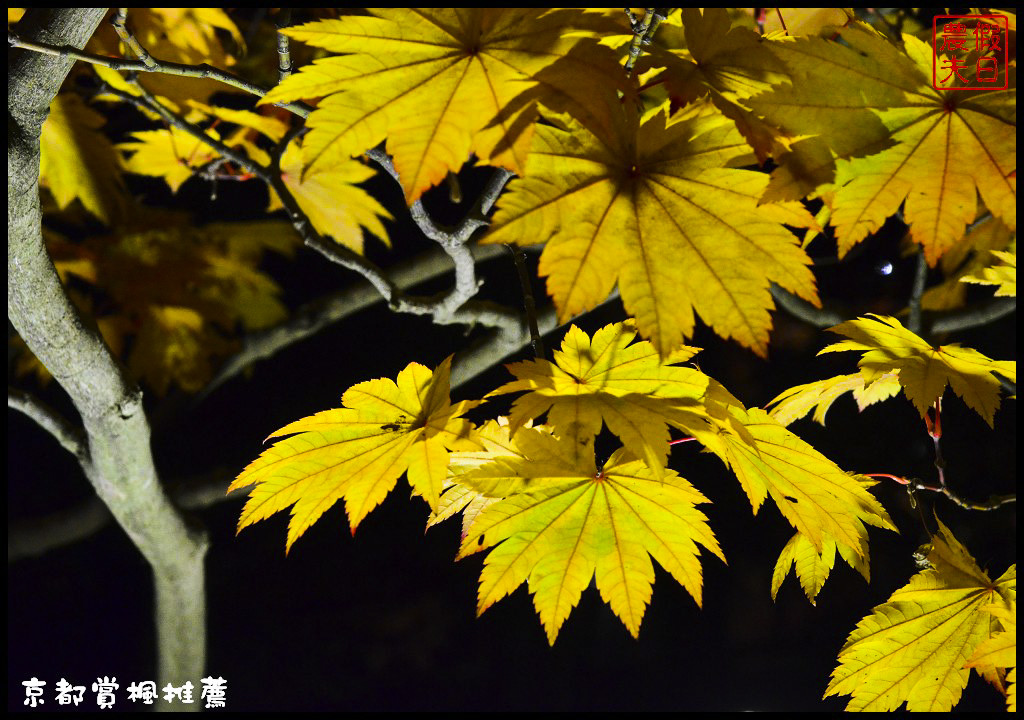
[8,8,209,710]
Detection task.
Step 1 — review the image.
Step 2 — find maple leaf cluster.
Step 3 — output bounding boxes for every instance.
[21,8,1017,388]
[232,322,896,642]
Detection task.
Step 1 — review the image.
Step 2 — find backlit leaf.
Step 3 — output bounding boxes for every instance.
[272,139,392,254]
[961,248,1017,298]
[767,372,901,426]
[40,93,125,224]
[826,519,1016,712]
[456,430,723,644]
[230,357,479,550]
[965,603,1017,712]
[699,404,895,557]
[118,125,222,193]
[488,321,709,475]
[262,9,613,202]
[751,26,1016,263]
[485,106,819,356]
[820,314,1015,427]
[428,417,525,540]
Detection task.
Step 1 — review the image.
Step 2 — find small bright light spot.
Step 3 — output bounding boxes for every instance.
[878,261,893,276]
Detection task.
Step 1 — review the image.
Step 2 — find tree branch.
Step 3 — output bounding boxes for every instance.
[196,243,509,402]
[8,14,312,119]
[930,297,1016,334]
[8,8,207,704]
[8,386,88,463]
[770,284,846,328]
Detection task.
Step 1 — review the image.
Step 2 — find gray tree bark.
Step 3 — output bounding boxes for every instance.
[8,8,208,709]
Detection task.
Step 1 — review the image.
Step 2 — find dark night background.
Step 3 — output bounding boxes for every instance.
[9,97,1017,712]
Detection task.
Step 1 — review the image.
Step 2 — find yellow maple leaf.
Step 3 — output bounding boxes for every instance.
[455,429,724,644]
[921,214,1015,311]
[699,404,895,557]
[771,530,871,606]
[751,25,1016,263]
[160,102,392,252]
[427,417,524,540]
[820,314,1015,427]
[965,602,1017,712]
[271,139,392,254]
[639,8,791,164]
[230,357,480,551]
[40,93,125,224]
[962,248,1017,298]
[485,106,819,356]
[262,9,615,203]
[767,371,901,426]
[826,519,1016,711]
[487,321,893,558]
[118,125,222,193]
[770,478,881,604]
[488,321,709,476]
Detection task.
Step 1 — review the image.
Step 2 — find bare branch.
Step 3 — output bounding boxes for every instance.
[267,134,523,332]
[8,15,312,118]
[8,386,88,463]
[906,251,928,335]
[930,297,1016,334]
[868,473,1015,512]
[8,497,111,562]
[197,243,509,401]
[770,284,846,328]
[102,82,272,181]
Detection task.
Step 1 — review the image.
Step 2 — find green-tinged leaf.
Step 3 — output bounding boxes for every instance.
[457,431,723,644]
[821,314,1015,426]
[826,519,1016,712]
[230,357,479,550]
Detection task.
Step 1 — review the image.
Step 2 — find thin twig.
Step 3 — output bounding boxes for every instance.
[506,245,546,358]
[864,473,1015,512]
[104,82,271,181]
[7,23,311,118]
[275,9,292,83]
[623,8,668,78]
[906,251,928,335]
[195,243,509,402]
